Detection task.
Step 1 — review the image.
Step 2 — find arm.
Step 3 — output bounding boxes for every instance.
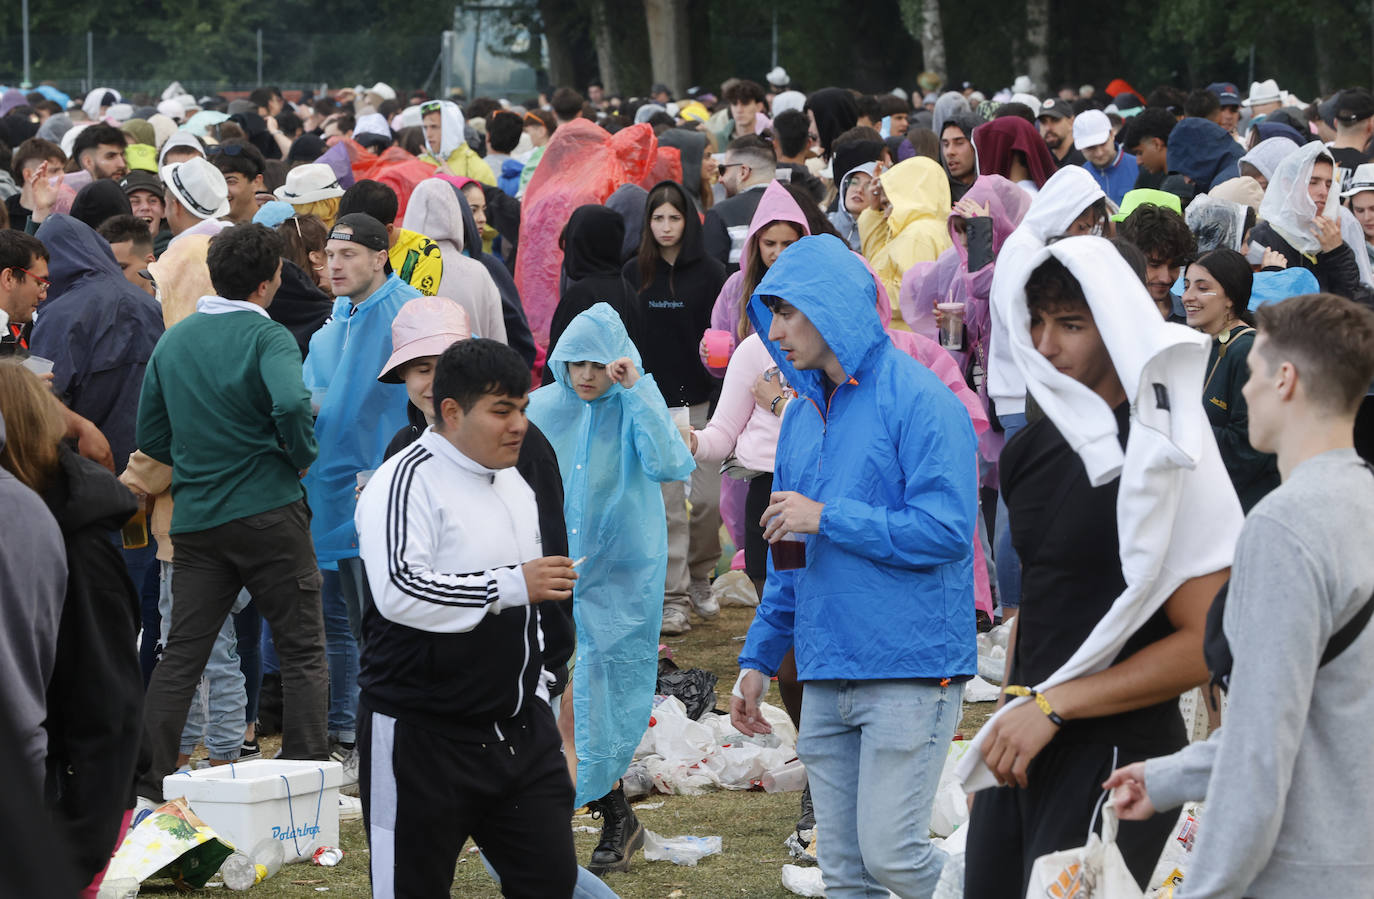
[134,356,173,466]
[819,390,977,567]
[692,347,762,463]
[619,372,697,483]
[481,280,508,345]
[119,450,173,497]
[259,328,318,471]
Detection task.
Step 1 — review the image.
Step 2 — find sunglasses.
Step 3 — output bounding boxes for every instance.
[420,100,444,114]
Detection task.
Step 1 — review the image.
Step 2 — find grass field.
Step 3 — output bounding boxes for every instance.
[138,604,996,897]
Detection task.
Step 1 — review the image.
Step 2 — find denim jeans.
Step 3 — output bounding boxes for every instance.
[159,562,248,760]
[994,413,1027,612]
[321,564,361,744]
[798,679,963,899]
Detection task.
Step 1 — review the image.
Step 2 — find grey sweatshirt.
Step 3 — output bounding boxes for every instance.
[1144,448,1374,898]
[0,414,68,784]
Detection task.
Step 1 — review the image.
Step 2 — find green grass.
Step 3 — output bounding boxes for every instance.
[143,605,995,897]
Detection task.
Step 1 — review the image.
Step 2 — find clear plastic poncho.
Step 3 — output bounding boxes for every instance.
[1258,141,1339,257]
[526,303,696,806]
[1186,194,1247,252]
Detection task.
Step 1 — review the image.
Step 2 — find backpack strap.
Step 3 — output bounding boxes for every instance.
[1320,587,1374,667]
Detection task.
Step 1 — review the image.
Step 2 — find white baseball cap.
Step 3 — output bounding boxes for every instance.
[1073,109,1112,150]
[161,157,230,221]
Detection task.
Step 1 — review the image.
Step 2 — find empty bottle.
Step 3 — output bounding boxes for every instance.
[220,839,285,890]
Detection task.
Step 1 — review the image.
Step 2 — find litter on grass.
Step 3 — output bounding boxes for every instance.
[642,831,723,866]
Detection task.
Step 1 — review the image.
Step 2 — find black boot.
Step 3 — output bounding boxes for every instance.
[586,786,644,875]
[796,783,815,844]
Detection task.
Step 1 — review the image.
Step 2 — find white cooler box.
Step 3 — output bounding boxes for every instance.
[162,759,343,862]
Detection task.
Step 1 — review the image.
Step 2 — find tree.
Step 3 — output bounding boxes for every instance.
[898,0,947,86]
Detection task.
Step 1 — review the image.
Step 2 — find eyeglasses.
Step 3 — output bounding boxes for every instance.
[15,266,50,289]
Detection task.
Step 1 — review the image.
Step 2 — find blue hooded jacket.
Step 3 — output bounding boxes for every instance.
[527,303,695,806]
[1080,145,1139,205]
[302,274,422,564]
[739,234,978,681]
[31,215,164,475]
[1168,117,1244,192]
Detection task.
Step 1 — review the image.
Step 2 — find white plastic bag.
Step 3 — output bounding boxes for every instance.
[1025,801,1144,899]
[931,823,969,899]
[782,864,827,897]
[712,569,759,607]
[641,830,722,866]
[930,741,974,838]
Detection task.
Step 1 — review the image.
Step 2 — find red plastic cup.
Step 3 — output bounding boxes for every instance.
[703,329,733,369]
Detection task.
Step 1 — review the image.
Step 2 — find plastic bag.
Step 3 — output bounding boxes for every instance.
[1026,802,1144,899]
[931,823,968,899]
[656,658,719,720]
[101,798,235,890]
[642,831,722,866]
[712,569,759,608]
[514,120,664,347]
[1186,194,1246,253]
[930,742,975,837]
[963,675,1000,703]
[782,864,827,896]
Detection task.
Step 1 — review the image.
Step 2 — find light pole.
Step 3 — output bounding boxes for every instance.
[22,0,32,87]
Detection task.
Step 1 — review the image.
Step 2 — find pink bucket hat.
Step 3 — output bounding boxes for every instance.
[377,296,472,383]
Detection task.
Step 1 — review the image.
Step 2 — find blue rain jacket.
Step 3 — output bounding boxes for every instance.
[302,275,421,564]
[739,234,978,681]
[527,303,695,806]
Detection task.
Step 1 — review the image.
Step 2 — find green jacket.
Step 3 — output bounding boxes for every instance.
[1203,325,1279,512]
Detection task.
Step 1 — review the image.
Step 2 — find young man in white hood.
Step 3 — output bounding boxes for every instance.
[962,237,1241,896]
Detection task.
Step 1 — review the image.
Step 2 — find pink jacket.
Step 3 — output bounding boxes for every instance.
[692,333,780,473]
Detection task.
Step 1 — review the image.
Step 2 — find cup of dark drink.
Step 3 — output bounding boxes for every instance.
[770,532,806,571]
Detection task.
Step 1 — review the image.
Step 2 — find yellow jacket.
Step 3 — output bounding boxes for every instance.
[422,143,496,186]
[859,157,952,327]
[390,228,443,296]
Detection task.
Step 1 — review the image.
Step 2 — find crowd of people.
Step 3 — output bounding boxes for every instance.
[0,68,1372,898]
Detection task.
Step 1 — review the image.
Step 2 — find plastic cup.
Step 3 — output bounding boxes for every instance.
[669,405,691,448]
[20,354,54,377]
[310,387,328,416]
[770,532,806,571]
[937,302,966,351]
[702,329,733,369]
[356,470,376,489]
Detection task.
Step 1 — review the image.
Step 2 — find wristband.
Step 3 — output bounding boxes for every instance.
[1003,685,1065,727]
[770,394,785,415]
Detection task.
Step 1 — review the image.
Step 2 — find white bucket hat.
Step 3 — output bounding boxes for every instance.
[274,163,345,204]
[1243,79,1282,108]
[1341,162,1374,199]
[161,157,230,220]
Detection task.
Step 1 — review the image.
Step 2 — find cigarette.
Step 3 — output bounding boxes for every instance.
[571,556,588,568]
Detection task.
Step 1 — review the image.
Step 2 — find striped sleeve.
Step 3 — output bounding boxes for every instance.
[364,445,530,633]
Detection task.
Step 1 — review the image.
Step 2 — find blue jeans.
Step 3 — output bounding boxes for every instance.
[116,537,160,685]
[159,563,248,760]
[321,564,362,744]
[798,679,962,899]
[995,413,1028,612]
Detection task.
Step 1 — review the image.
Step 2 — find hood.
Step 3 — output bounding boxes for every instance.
[36,214,125,296]
[439,177,485,261]
[657,128,707,201]
[643,180,707,267]
[1166,117,1243,192]
[402,178,465,250]
[1018,165,1106,241]
[804,88,859,159]
[832,141,885,194]
[880,157,952,232]
[747,234,887,406]
[1251,121,1307,148]
[44,444,138,534]
[546,302,642,393]
[562,205,626,280]
[426,100,467,159]
[37,113,73,144]
[973,117,1056,188]
[744,180,812,256]
[0,90,26,117]
[1239,136,1299,182]
[606,183,648,263]
[82,87,122,122]
[1186,194,1247,252]
[932,91,972,142]
[949,174,1032,264]
[70,179,132,230]
[1259,140,1338,257]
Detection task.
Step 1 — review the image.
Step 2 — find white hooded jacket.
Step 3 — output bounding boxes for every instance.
[957,237,1244,792]
[986,166,1105,417]
[401,179,507,345]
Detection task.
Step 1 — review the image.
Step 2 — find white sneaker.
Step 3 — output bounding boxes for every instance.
[688,578,720,619]
[661,606,692,635]
[339,794,363,823]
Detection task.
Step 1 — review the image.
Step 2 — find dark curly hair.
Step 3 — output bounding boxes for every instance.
[1118,203,1197,267]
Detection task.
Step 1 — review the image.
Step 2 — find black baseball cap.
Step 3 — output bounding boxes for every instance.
[120,170,164,200]
[1037,98,1073,121]
[329,213,389,252]
[1335,88,1374,124]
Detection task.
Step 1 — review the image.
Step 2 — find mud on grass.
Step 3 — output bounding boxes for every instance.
[152,605,993,896]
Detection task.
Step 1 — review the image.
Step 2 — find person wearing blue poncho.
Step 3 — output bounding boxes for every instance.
[301,212,420,758]
[527,302,695,876]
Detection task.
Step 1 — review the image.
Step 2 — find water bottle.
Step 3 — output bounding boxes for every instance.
[220,839,285,890]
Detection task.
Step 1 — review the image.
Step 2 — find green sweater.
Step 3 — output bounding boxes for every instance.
[1203,325,1280,512]
[136,309,317,534]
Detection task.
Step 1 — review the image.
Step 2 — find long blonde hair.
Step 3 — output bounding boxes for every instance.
[293,197,341,230]
[0,363,66,492]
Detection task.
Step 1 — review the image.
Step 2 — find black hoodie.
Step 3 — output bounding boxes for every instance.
[40,446,143,883]
[545,205,643,385]
[805,88,860,161]
[941,112,983,202]
[622,180,726,407]
[69,179,132,230]
[267,259,333,360]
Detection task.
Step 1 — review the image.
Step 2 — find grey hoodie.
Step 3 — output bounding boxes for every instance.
[1145,449,1374,898]
[0,412,69,785]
